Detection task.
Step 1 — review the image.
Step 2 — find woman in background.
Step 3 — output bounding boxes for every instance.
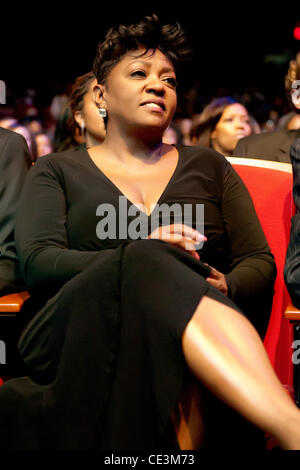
[53,71,106,152]
[190,96,254,156]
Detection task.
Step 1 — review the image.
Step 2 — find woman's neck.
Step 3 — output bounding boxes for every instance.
[85,133,104,148]
[100,130,169,166]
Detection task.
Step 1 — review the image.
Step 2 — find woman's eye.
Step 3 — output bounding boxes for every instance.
[131,70,146,77]
[164,77,177,88]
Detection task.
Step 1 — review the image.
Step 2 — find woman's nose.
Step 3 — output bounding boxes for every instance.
[236,119,246,129]
[145,76,165,95]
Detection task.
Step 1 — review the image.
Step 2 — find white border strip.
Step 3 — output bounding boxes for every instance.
[226,157,292,174]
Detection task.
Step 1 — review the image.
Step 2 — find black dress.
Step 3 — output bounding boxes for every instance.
[0,145,276,449]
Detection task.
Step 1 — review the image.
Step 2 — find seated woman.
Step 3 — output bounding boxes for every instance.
[190,96,255,157]
[0,14,300,451]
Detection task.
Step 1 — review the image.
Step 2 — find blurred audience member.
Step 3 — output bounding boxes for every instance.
[0,118,18,128]
[190,97,253,157]
[277,110,297,130]
[53,103,80,152]
[249,115,261,134]
[14,88,39,122]
[53,71,105,152]
[287,114,300,130]
[34,132,53,158]
[162,122,183,145]
[68,71,106,148]
[0,118,37,162]
[0,127,32,295]
[173,117,192,145]
[23,115,44,135]
[234,52,300,162]
[50,88,70,122]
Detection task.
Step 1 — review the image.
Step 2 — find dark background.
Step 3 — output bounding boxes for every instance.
[1,5,300,110]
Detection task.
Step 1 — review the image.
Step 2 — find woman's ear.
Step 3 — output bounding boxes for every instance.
[93,84,105,108]
[74,111,85,134]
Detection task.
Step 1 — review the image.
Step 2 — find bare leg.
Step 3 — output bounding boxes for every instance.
[181,296,300,450]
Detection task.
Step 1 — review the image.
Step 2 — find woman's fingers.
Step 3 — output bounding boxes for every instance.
[147,224,206,259]
[206,267,228,296]
[149,224,206,244]
[159,235,200,251]
[170,224,207,243]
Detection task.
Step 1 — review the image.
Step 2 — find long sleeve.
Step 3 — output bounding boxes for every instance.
[222,162,276,300]
[15,156,114,293]
[0,128,32,293]
[221,162,276,335]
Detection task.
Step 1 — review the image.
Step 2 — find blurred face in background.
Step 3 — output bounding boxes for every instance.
[163,126,178,145]
[0,118,18,128]
[0,119,33,153]
[35,133,53,157]
[211,103,252,156]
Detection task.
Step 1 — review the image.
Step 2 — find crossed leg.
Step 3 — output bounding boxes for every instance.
[180,295,300,450]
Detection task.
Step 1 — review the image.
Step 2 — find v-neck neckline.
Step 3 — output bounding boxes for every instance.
[84,145,181,217]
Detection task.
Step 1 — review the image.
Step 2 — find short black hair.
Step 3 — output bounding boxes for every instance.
[93,14,191,84]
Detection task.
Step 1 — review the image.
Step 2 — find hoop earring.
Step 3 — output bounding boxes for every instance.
[81,124,85,135]
[98,108,107,118]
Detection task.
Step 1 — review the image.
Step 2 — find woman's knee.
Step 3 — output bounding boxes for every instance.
[122,238,174,274]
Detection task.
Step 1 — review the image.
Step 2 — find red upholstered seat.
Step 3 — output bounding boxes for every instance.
[227,157,295,386]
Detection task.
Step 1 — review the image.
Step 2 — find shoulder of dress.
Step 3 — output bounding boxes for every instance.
[34,148,86,168]
[177,144,227,162]
[177,145,229,184]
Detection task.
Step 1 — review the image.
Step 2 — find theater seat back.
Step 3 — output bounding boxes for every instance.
[227,157,294,385]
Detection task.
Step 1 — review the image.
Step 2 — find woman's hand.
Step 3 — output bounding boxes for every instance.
[206,266,228,296]
[147,224,206,260]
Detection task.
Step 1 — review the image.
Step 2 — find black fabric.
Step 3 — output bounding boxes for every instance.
[0,240,261,450]
[15,144,276,334]
[284,138,300,307]
[0,127,32,295]
[233,128,300,163]
[0,145,275,449]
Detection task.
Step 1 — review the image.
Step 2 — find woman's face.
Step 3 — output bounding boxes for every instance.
[211,103,252,156]
[96,48,177,139]
[77,78,106,144]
